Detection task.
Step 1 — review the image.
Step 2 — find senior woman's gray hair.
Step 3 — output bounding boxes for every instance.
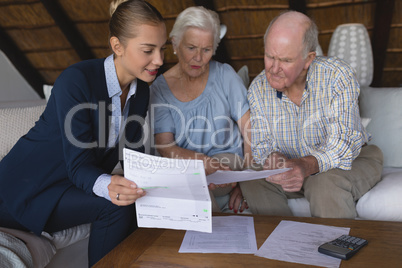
[169,6,221,55]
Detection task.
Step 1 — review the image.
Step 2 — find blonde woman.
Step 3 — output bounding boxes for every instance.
[0,0,166,265]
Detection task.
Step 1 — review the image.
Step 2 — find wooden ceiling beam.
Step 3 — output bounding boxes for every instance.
[193,0,214,10]
[370,0,395,87]
[40,0,95,60]
[289,0,307,14]
[193,0,231,65]
[0,27,45,98]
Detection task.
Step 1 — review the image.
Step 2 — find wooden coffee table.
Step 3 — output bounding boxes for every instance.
[93,214,402,267]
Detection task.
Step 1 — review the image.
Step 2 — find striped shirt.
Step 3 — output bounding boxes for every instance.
[248,56,370,173]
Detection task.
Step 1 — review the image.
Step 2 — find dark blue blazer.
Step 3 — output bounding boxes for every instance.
[0,58,149,235]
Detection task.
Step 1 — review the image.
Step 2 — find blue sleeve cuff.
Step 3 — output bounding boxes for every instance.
[93,174,112,201]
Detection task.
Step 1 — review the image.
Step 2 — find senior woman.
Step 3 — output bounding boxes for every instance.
[150,6,251,213]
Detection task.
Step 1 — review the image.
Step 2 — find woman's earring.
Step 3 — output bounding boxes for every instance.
[173,51,177,55]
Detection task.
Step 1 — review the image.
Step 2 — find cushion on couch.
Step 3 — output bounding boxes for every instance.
[356,168,402,221]
[0,231,33,268]
[0,227,56,268]
[41,223,91,250]
[359,86,402,168]
[0,103,91,265]
[0,105,46,160]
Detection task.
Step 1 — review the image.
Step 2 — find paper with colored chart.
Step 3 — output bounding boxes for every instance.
[123,148,212,233]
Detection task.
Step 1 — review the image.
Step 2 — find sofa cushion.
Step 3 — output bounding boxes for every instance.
[0,227,56,268]
[359,86,402,167]
[0,230,33,268]
[0,105,45,160]
[41,223,91,250]
[356,168,402,221]
[0,103,91,266]
[43,84,53,101]
[288,198,312,217]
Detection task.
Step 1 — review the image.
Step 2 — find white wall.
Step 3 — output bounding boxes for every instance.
[0,50,41,103]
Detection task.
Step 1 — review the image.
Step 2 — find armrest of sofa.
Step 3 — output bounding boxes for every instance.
[0,99,46,108]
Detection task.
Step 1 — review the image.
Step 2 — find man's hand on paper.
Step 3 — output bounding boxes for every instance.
[108,175,146,206]
[229,184,248,213]
[265,158,305,192]
[263,152,288,170]
[265,154,319,192]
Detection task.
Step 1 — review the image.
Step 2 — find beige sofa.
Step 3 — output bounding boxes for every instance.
[1,84,401,267]
[287,86,402,221]
[0,100,90,268]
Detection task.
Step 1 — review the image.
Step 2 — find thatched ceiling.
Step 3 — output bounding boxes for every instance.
[0,0,400,98]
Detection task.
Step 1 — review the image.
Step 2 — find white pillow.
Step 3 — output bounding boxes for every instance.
[43,84,53,101]
[0,105,46,160]
[288,198,312,217]
[237,65,249,87]
[356,170,402,221]
[359,86,402,167]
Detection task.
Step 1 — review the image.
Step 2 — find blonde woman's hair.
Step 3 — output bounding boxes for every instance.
[109,0,128,16]
[169,6,220,55]
[109,0,164,46]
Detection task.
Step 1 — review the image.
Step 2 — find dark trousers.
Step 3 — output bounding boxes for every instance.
[0,187,137,267]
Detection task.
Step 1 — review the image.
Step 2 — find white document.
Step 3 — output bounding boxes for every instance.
[179,216,257,254]
[255,220,350,268]
[123,148,212,233]
[206,168,291,185]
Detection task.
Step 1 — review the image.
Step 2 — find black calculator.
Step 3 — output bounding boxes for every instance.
[318,234,368,260]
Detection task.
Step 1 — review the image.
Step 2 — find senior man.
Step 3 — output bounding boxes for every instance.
[240,11,383,218]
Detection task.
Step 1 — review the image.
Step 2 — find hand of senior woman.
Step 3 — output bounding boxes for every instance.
[204,156,231,176]
[205,156,235,190]
[108,175,146,206]
[229,184,248,213]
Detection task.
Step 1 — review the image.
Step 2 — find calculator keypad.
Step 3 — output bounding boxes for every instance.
[318,235,368,260]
